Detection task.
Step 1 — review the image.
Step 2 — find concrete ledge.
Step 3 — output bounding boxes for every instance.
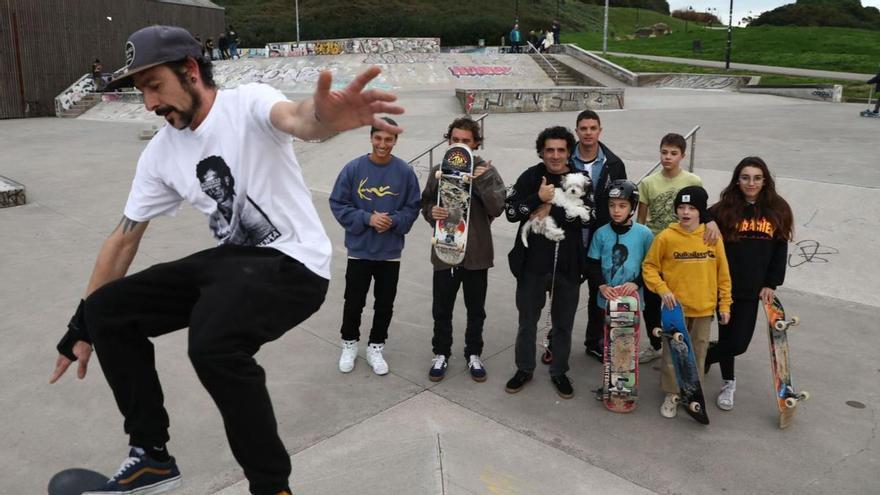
[738,84,843,102]
[456,87,624,114]
[637,73,758,90]
[0,175,26,208]
[553,45,638,86]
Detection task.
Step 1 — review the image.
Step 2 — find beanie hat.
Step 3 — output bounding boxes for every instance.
[674,186,708,218]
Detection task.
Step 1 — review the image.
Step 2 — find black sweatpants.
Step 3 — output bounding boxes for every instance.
[340,258,400,344]
[642,286,663,350]
[515,271,580,377]
[84,246,328,495]
[431,267,488,359]
[706,298,760,380]
[583,279,604,348]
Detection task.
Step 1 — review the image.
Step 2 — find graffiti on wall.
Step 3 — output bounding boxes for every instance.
[363,53,438,64]
[266,38,440,58]
[54,74,95,115]
[449,66,513,77]
[458,88,625,114]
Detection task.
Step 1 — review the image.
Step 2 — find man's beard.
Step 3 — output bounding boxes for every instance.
[155,79,203,130]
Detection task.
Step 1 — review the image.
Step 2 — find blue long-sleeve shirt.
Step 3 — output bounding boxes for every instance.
[329,154,421,260]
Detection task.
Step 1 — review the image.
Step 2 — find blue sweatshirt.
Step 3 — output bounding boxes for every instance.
[329,154,421,260]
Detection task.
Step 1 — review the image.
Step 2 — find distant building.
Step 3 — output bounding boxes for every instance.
[0,0,224,119]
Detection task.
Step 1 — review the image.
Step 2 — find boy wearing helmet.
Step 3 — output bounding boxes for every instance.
[586,180,654,316]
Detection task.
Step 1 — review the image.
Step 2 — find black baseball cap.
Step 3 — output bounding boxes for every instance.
[105,25,203,90]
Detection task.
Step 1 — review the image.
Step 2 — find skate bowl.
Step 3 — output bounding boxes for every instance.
[456,87,624,114]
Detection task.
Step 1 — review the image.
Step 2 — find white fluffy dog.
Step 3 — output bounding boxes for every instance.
[521,173,592,248]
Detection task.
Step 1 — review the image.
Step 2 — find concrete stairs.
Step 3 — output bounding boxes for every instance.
[57,93,102,118]
[530,54,596,86]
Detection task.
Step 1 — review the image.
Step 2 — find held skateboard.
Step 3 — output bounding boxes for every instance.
[654,304,709,424]
[600,295,640,412]
[48,468,109,495]
[764,295,810,429]
[431,144,473,266]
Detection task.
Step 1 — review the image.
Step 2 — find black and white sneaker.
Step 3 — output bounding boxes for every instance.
[84,448,181,494]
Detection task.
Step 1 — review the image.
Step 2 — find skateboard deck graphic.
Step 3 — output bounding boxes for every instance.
[601,295,640,413]
[764,295,809,429]
[48,468,109,495]
[431,144,473,266]
[656,304,709,424]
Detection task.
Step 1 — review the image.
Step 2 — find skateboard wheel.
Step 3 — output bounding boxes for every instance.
[672,332,684,343]
[541,351,553,365]
[671,395,681,404]
[431,238,438,246]
[774,320,788,331]
[784,397,798,409]
[799,391,811,401]
[652,327,662,338]
[688,402,701,413]
[790,316,800,326]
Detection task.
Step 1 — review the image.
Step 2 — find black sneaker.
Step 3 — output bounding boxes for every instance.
[551,374,574,399]
[429,354,448,382]
[504,370,533,393]
[84,448,181,495]
[705,340,718,374]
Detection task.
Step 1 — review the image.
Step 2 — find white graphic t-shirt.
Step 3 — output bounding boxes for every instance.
[124,83,332,279]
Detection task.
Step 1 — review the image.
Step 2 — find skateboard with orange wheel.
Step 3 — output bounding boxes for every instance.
[764,295,810,429]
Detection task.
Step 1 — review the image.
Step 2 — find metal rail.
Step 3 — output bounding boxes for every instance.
[526,41,559,84]
[636,125,701,184]
[407,113,489,177]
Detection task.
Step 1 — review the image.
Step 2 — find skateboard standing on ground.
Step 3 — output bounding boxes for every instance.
[599,295,640,412]
[48,468,109,495]
[764,295,810,429]
[431,144,473,266]
[654,304,709,424]
[860,88,880,118]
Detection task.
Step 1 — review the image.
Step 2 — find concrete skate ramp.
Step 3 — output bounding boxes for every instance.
[210,53,554,93]
[638,73,757,90]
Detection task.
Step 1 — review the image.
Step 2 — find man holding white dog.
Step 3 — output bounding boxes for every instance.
[504,126,594,399]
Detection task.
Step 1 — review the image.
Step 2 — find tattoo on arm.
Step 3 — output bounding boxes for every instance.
[117,215,142,235]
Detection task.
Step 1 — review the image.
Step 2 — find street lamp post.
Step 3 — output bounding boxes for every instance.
[685,6,692,33]
[603,0,609,54]
[725,0,733,69]
[295,0,301,42]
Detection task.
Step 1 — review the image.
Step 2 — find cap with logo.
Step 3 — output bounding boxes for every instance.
[674,185,708,218]
[105,25,203,91]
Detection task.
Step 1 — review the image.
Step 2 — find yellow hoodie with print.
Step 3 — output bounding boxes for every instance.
[642,223,732,317]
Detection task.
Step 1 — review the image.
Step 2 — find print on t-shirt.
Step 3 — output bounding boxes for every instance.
[196,155,281,247]
[606,244,636,286]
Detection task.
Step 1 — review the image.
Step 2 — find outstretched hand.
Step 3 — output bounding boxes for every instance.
[49,341,93,384]
[314,67,404,134]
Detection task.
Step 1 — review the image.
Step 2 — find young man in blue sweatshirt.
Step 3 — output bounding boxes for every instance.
[329,117,421,375]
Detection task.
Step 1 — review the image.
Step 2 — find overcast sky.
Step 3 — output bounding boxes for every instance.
[667,0,880,26]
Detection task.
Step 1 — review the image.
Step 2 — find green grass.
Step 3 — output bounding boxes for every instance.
[565,18,880,74]
[602,54,873,101]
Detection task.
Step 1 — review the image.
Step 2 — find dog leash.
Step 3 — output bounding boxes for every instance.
[541,241,561,347]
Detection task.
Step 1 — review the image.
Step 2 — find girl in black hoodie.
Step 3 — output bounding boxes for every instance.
[705,157,794,411]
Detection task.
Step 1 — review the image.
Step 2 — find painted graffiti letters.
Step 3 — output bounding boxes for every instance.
[449,66,513,77]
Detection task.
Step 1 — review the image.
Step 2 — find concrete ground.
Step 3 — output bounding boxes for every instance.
[1,55,878,495]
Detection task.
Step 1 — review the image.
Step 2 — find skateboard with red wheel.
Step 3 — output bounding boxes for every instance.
[599,295,640,412]
[764,295,810,429]
[654,304,709,424]
[431,144,473,266]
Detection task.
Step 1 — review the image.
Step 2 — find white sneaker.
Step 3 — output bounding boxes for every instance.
[338,339,358,373]
[366,343,389,375]
[717,379,736,411]
[660,393,678,418]
[639,346,661,364]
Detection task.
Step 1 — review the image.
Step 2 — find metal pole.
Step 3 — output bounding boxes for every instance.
[603,0,609,54]
[295,0,301,42]
[689,134,696,172]
[515,0,519,21]
[725,0,733,69]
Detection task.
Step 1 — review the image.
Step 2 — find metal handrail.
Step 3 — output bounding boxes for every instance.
[407,113,489,177]
[526,41,559,84]
[636,125,701,184]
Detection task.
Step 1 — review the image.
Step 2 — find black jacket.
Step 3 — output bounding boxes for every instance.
[868,72,880,91]
[708,202,787,299]
[506,163,595,283]
[587,142,627,229]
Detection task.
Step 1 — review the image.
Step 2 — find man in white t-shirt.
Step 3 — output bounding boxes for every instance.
[48,25,403,495]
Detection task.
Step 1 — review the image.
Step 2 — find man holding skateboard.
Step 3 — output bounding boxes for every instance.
[420,117,506,382]
[49,25,403,495]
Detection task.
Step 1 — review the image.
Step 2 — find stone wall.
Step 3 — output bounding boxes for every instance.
[456,87,625,114]
[637,73,757,90]
[266,38,440,58]
[738,85,843,103]
[0,176,26,208]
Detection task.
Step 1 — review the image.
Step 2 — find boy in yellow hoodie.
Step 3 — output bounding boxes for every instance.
[642,186,732,418]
